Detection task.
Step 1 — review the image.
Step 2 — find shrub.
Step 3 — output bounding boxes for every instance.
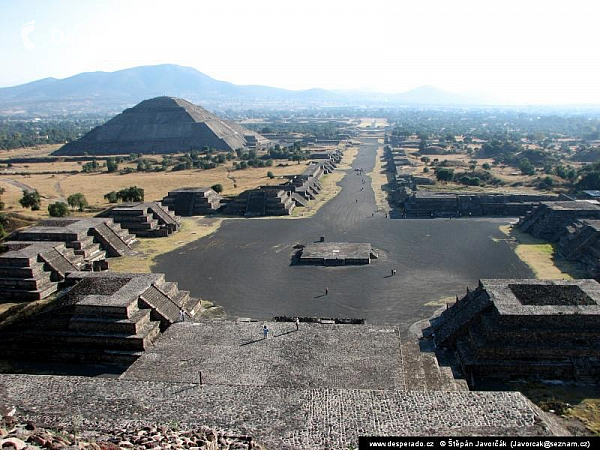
[267,171,274,179]
[19,190,41,210]
[67,193,88,212]
[211,184,223,193]
[48,202,69,217]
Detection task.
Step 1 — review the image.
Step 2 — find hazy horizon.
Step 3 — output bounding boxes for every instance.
[2,0,600,105]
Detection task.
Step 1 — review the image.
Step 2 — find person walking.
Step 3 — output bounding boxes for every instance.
[295,317,300,331]
[179,308,185,322]
[263,324,269,339]
[325,287,329,295]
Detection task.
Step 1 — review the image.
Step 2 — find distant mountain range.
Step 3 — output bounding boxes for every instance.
[0,64,483,116]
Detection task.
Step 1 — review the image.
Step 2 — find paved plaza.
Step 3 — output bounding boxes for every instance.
[155,138,533,329]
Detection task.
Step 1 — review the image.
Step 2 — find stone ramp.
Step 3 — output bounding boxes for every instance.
[0,374,565,449]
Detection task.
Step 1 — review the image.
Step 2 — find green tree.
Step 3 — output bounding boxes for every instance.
[48,202,69,217]
[211,184,223,194]
[435,168,454,182]
[267,171,275,179]
[419,138,427,152]
[19,190,41,210]
[104,191,119,203]
[106,157,119,173]
[67,193,88,211]
[519,158,535,176]
[116,186,144,202]
[82,160,100,173]
[482,163,491,170]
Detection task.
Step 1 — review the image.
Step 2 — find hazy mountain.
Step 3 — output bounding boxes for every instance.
[0,64,482,116]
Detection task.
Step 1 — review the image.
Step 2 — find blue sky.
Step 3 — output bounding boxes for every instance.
[1,0,599,104]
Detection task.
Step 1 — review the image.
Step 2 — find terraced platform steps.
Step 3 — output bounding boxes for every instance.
[517,201,600,241]
[400,339,469,391]
[161,187,222,216]
[0,272,200,365]
[0,374,566,448]
[98,202,180,238]
[15,217,136,261]
[0,241,83,301]
[429,279,600,383]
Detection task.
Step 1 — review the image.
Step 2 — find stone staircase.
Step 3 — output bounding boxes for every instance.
[161,187,222,216]
[139,280,202,330]
[100,202,180,238]
[400,339,469,391]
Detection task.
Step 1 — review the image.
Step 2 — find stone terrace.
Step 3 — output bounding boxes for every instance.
[0,374,562,448]
[123,322,405,389]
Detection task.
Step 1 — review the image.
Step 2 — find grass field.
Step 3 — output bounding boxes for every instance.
[109,217,223,274]
[0,158,308,219]
[499,224,587,279]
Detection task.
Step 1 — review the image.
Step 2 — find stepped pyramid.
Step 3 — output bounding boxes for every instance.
[0,271,202,365]
[54,96,269,156]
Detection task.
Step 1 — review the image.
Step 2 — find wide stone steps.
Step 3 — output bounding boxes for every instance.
[69,309,153,334]
[400,340,468,391]
[91,223,136,257]
[139,285,182,327]
[22,320,161,352]
[39,248,80,280]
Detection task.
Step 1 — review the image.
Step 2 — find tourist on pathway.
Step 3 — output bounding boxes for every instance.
[179,308,185,322]
[295,317,300,331]
[325,287,329,295]
[263,324,269,339]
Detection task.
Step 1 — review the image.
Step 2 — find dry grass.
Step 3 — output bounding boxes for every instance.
[499,224,587,279]
[508,381,600,435]
[109,217,222,274]
[0,144,61,159]
[0,159,307,218]
[369,145,391,212]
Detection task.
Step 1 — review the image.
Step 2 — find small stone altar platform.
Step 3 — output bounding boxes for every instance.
[299,242,376,265]
[429,278,600,383]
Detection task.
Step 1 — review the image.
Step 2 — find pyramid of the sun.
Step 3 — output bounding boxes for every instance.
[54,96,269,155]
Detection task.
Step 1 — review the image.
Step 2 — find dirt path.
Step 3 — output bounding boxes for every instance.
[1,177,35,192]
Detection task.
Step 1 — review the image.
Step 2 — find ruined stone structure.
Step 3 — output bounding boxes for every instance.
[226,187,295,216]
[15,218,136,258]
[54,96,269,156]
[299,242,377,265]
[308,149,343,163]
[518,201,600,241]
[557,220,600,277]
[161,187,223,216]
[403,191,558,218]
[98,202,181,237]
[0,241,84,301]
[429,279,600,382]
[0,271,201,365]
[225,158,336,216]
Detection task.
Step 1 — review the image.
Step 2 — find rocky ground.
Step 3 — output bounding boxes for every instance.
[0,414,263,450]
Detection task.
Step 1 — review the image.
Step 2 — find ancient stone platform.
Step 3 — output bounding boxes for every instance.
[0,321,564,447]
[16,217,136,259]
[0,373,562,448]
[161,187,223,216]
[98,201,181,237]
[299,242,375,265]
[430,278,600,382]
[0,272,201,365]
